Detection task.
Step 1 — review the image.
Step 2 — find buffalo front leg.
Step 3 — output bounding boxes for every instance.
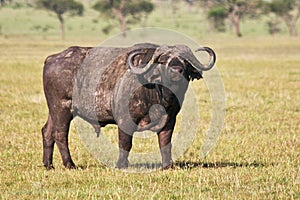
[116,128,133,169]
[42,115,55,169]
[158,120,175,169]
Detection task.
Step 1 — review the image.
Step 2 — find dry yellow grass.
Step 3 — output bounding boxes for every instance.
[0,34,299,199]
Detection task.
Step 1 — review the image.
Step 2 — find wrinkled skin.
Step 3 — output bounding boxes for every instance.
[42,43,215,170]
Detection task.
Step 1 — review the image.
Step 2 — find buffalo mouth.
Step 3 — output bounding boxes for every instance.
[169,65,185,81]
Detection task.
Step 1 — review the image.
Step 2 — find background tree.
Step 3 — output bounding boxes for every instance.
[267,0,300,37]
[93,0,154,37]
[170,0,180,27]
[199,0,264,37]
[207,6,227,32]
[37,0,84,40]
[266,16,282,36]
[0,0,13,6]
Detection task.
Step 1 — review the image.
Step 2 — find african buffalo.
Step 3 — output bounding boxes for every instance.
[42,43,216,169]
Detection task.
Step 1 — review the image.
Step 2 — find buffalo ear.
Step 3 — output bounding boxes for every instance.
[186,62,203,81]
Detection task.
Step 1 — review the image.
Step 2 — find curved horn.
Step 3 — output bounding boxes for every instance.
[195,47,216,71]
[127,50,154,74]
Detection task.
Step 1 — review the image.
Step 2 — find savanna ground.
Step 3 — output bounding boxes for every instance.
[0,2,300,199]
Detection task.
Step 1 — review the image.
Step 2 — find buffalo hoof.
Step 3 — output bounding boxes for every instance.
[64,161,76,169]
[44,164,55,170]
[115,159,129,169]
[162,161,174,170]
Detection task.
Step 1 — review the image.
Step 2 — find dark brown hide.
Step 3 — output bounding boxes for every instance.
[42,43,216,169]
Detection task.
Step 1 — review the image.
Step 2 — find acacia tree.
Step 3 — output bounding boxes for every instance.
[207,6,228,32]
[37,0,84,39]
[93,0,154,37]
[199,0,264,37]
[268,0,300,36]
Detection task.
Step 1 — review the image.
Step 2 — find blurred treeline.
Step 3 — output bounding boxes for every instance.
[0,0,299,39]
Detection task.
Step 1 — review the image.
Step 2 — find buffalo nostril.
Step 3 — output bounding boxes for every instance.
[171,66,184,74]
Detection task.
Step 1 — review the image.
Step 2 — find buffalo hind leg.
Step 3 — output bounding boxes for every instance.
[116,128,133,169]
[51,108,75,169]
[42,115,55,169]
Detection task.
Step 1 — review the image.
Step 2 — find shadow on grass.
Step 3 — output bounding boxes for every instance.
[76,164,107,170]
[69,160,271,171]
[175,161,269,169]
[75,161,268,171]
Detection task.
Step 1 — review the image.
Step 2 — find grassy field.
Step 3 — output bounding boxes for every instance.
[0,3,300,199]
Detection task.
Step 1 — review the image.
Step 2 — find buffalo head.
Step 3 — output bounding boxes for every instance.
[127,44,216,83]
